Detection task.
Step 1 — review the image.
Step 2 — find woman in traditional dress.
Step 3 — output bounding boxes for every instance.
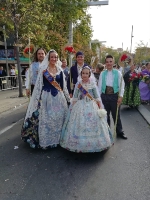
[60,66,113,153]
[122,64,141,107]
[21,50,70,149]
[139,62,150,104]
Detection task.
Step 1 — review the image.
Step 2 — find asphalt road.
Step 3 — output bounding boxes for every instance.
[0,106,150,200]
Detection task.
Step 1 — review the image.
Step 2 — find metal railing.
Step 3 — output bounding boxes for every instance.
[0,75,26,91]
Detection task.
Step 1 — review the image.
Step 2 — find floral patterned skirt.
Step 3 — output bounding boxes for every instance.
[122,82,141,106]
[60,100,113,153]
[21,90,68,149]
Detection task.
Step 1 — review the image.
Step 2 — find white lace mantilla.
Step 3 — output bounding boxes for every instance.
[24,51,70,121]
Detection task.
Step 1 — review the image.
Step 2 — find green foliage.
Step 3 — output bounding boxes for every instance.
[0,0,93,55]
[100,47,121,64]
[134,41,150,64]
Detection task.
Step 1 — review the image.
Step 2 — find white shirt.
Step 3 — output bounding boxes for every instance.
[25,62,40,89]
[10,69,15,76]
[98,69,125,97]
[77,63,84,75]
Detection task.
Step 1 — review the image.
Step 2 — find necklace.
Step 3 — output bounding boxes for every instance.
[48,66,57,80]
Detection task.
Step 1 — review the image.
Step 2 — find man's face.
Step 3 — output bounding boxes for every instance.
[76,55,84,65]
[96,68,100,74]
[37,49,45,62]
[0,66,3,70]
[62,60,67,68]
[105,58,114,70]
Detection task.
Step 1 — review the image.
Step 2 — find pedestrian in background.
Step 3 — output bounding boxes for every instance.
[0,66,7,90]
[94,63,104,84]
[10,65,16,88]
[122,64,141,108]
[61,58,69,82]
[139,62,150,104]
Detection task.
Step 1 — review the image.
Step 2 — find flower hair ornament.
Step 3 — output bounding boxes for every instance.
[82,65,91,71]
[77,65,96,83]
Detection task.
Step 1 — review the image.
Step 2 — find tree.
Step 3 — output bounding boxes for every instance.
[134,41,150,64]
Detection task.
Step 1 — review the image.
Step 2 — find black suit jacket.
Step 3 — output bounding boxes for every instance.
[67,63,89,94]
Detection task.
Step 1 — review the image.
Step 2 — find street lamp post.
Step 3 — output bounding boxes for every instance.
[12,0,23,97]
[2,26,9,75]
[130,25,134,53]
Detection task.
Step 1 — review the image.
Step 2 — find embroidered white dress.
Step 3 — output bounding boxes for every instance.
[60,81,113,153]
[21,67,70,149]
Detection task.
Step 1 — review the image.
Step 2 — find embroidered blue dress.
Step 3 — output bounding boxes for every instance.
[60,81,113,153]
[21,69,69,149]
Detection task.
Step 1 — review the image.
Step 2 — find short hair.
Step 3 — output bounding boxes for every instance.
[105,54,114,62]
[33,48,47,62]
[96,63,104,71]
[61,58,67,62]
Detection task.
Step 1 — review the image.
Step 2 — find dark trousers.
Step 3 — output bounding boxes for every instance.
[10,75,16,87]
[101,93,123,135]
[31,84,35,95]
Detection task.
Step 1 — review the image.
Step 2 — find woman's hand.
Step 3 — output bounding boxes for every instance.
[97,101,101,108]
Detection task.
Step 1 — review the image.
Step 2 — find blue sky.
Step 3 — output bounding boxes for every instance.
[88,0,150,52]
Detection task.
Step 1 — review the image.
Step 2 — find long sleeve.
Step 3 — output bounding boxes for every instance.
[98,72,103,95]
[25,64,32,89]
[118,71,125,97]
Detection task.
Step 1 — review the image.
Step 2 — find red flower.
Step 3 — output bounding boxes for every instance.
[64,46,76,54]
[121,54,128,61]
[24,47,34,54]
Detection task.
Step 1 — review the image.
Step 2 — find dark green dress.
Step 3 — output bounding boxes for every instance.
[122,70,141,107]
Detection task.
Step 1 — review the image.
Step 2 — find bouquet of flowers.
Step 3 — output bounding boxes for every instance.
[97,109,107,118]
[24,47,34,54]
[129,72,142,82]
[64,46,76,54]
[120,54,132,65]
[23,44,35,58]
[142,74,150,83]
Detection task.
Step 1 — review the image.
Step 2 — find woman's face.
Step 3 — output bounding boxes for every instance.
[49,52,58,65]
[81,68,90,82]
[147,63,150,70]
[130,64,136,71]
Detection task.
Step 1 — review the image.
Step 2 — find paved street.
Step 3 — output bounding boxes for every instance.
[0,90,150,200]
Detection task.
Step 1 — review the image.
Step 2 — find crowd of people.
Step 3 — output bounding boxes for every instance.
[20,48,150,153]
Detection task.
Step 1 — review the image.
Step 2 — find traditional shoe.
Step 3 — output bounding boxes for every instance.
[117,132,128,139]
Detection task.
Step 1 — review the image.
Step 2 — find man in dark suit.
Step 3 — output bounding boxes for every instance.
[67,51,87,97]
[0,66,7,90]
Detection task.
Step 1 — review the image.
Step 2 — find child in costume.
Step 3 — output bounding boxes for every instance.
[60,66,113,153]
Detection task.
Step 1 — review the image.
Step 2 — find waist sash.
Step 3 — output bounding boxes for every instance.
[43,70,62,91]
[105,86,114,94]
[78,83,95,101]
